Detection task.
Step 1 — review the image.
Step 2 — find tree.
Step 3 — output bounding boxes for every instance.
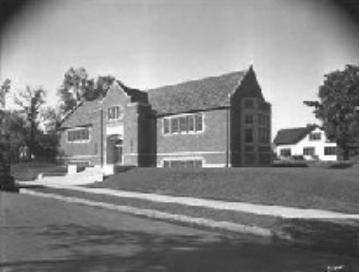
[40,106,61,133]
[14,87,46,159]
[58,66,116,115]
[0,79,11,108]
[304,65,359,160]
[58,67,89,114]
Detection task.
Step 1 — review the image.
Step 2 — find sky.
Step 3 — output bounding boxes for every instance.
[1,0,359,136]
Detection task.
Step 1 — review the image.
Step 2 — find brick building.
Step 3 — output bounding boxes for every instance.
[58,66,272,174]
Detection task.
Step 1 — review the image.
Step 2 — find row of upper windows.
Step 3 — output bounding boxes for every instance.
[163,113,203,135]
[280,146,336,157]
[67,128,90,142]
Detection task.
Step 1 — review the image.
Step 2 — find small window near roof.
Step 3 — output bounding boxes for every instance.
[108,105,123,121]
[309,132,321,141]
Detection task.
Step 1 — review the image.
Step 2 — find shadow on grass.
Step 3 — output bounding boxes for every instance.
[1,224,358,272]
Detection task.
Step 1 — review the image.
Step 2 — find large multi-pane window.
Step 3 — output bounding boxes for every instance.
[67,128,90,142]
[108,105,123,121]
[163,113,204,135]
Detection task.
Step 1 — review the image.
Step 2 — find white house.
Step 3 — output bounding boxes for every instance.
[273,126,337,161]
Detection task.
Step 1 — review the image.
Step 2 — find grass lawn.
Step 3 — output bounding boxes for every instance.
[36,186,359,256]
[90,166,359,213]
[11,162,67,181]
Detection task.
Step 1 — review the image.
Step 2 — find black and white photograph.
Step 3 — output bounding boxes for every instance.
[1,0,359,271]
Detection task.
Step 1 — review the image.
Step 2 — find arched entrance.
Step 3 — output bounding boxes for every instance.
[106,134,123,165]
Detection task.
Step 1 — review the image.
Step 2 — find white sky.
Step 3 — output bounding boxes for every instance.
[1,0,359,136]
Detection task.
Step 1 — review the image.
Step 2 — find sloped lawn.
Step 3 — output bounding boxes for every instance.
[11,162,67,181]
[90,166,359,213]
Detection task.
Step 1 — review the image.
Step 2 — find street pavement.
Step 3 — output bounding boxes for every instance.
[1,191,358,272]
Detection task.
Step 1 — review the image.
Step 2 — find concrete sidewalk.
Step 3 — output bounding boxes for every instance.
[22,182,359,220]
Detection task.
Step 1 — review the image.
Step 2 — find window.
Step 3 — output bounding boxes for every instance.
[303,147,315,156]
[195,113,203,131]
[258,114,264,126]
[187,116,195,132]
[163,159,203,168]
[309,132,321,141]
[67,128,90,142]
[258,146,271,152]
[163,160,170,168]
[324,146,337,156]
[108,106,123,121]
[244,99,254,109]
[258,128,269,143]
[245,145,254,152]
[245,128,253,143]
[245,114,253,124]
[163,118,170,134]
[179,117,187,133]
[163,113,203,135]
[280,148,291,157]
[171,118,179,133]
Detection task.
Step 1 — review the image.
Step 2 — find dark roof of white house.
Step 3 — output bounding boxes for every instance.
[147,69,249,115]
[273,126,316,145]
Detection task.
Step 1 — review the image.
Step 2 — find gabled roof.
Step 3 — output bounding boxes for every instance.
[60,99,102,129]
[273,126,316,145]
[59,67,254,129]
[147,69,249,115]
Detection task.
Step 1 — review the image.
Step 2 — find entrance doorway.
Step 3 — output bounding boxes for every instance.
[106,135,123,165]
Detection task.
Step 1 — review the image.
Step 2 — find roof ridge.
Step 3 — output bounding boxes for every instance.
[147,68,249,92]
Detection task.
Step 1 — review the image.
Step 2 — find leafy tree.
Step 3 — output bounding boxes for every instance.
[40,106,61,133]
[58,66,115,115]
[304,65,359,160]
[0,79,11,108]
[0,110,27,162]
[58,67,89,114]
[14,87,46,158]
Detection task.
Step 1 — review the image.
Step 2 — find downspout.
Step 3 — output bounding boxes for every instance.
[100,107,104,168]
[226,93,231,168]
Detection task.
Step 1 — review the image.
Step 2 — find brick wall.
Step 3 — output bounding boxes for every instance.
[58,116,102,166]
[156,109,228,167]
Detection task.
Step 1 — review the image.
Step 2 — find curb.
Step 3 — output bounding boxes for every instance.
[41,184,359,220]
[20,188,283,239]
